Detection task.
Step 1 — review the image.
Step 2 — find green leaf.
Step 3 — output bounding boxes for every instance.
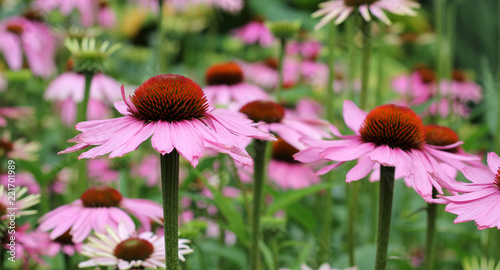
[259,240,275,270]
[198,240,248,269]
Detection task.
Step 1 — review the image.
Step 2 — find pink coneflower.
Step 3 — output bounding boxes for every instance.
[203,62,270,108]
[295,100,477,200]
[313,0,420,29]
[132,155,160,187]
[0,172,40,194]
[79,222,193,269]
[240,100,330,150]
[38,186,163,243]
[4,224,56,267]
[32,0,116,28]
[0,105,33,127]
[392,67,435,106]
[56,98,112,126]
[50,230,82,256]
[0,16,56,78]
[238,58,301,90]
[434,152,500,230]
[87,158,119,184]
[0,133,40,161]
[59,74,275,167]
[286,40,322,60]
[269,138,320,189]
[232,20,275,47]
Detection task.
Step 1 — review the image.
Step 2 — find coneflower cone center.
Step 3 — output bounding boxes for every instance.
[265,58,279,70]
[360,104,425,151]
[130,74,209,122]
[0,203,6,217]
[344,0,378,6]
[113,238,154,261]
[54,230,74,245]
[81,186,123,208]
[416,67,436,84]
[205,62,244,86]
[452,70,467,82]
[272,138,299,163]
[424,125,459,153]
[494,168,500,189]
[240,100,285,124]
[6,23,23,35]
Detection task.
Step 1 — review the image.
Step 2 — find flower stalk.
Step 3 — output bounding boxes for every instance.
[161,150,180,270]
[76,71,94,190]
[157,0,166,73]
[360,19,372,110]
[423,189,438,270]
[251,139,268,270]
[276,37,286,103]
[374,165,395,270]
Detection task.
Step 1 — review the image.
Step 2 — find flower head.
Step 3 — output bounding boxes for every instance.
[232,20,275,47]
[0,185,40,220]
[59,74,275,167]
[312,0,420,29]
[79,222,193,269]
[39,186,163,243]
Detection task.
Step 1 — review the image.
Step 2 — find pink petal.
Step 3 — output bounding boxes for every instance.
[343,100,367,135]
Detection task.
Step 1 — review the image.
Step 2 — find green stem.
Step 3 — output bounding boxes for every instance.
[76,72,94,123]
[360,19,372,110]
[231,160,252,221]
[374,165,395,270]
[326,23,336,122]
[160,151,180,270]
[495,0,500,152]
[446,0,456,121]
[251,140,268,270]
[276,38,286,103]
[346,17,357,102]
[64,253,71,270]
[158,0,166,73]
[375,24,386,106]
[347,181,359,266]
[423,189,438,270]
[271,236,279,270]
[435,0,445,110]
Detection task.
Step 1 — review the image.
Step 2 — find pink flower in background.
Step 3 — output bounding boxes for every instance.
[392,67,435,106]
[269,138,320,189]
[292,99,324,118]
[0,172,40,194]
[203,62,270,108]
[312,0,420,29]
[0,105,33,127]
[59,75,275,167]
[79,222,193,269]
[232,20,275,47]
[286,40,322,60]
[240,100,330,150]
[295,100,477,201]
[49,168,71,194]
[50,230,83,256]
[87,158,119,184]
[4,224,56,267]
[0,133,40,161]
[0,185,40,219]
[32,0,116,28]
[434,152,500,230]
[238,58,301,90]
[133,155,160,187]
[44,72,121,125]
[39,186,163,243]
[0,16,56,78]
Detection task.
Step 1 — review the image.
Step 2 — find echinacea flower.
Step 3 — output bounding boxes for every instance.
[238,58,301,90]
[203,62,270,108]
[79,222,193,269]
[313,0,420,29]
[295,100,478,201]
[87,158,119,184]
[240,100,330,150]
[286,40,322,60]
[392,67,435,106]
[0,172,40,194]
[0,16,56,78]
[433,152,500,230]
[50,230,82,256]
[39,186,163,243]
[0,185,40,219]
[3,224,56,267]
[59,74,275,167]
[232,20,275,47]
[0,104,33,127]
[0,133,40,161]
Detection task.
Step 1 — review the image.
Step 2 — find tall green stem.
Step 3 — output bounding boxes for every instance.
[375,24,386,106]
[251,140,267,270]
[158,0,166,73]
[374,165,395,270]
[495,0,500,152]
[359,19,372,110]
[160,151,180,270]
[347,181,359,266]
[76,72,93,191]
[326,23,336,121]
[64,253,71,270]
[435,0,445,109]
[423,189,438,270]
[346,17,357,101]
[276,38,286,103]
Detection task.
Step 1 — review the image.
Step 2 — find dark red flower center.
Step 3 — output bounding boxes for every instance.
[272,138,299,163]
[23,10,44,22]
[66,59,74,72]
[98,0,109,8]
[344,0,379,6]
[0,203,6,217]
[130,74,209,122]
[205,62,244,86]
[0,140,14,153]
[113,238,154,261]
[360,104,426,151]
[452,70,467,82]
[265,58,279,70]
[6,23,23,35]
[424,125,459,153]
[415,67,436,84]
[80,186,123,208]
[493,168,500,189]
[54,230,74,245]
[240,100,285,124]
